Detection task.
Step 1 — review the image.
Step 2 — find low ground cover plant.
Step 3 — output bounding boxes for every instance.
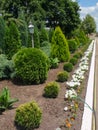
[0,87,18,113]
[49,57,59,69]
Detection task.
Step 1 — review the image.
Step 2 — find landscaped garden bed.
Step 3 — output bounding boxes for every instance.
[0,41,93,130]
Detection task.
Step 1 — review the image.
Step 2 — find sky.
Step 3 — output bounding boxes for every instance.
[73,0,98,31]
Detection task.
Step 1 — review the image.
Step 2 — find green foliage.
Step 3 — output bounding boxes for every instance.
[42,0,80,36]
[43,81,60,98]
[40,41,51,57]
[57,71,69,82]
[51,26,70,62]
[50,57,59,69]
[34,27,40,48]
[12,48,49,85]
[4,22,21,59]
[48,28,54,43]
[18,10,28,47]
[0,16,5,50]
[74,36,80,48]
[81,14,96,34]
[73,29,89,46]
[0,87,18,112]
[63,62,73,72]
[0,54,14,79]
[39,28,49,45]
[15,101,42,130]
[73,51,83,59]
[69,57,78,65]
[68,39,78,53]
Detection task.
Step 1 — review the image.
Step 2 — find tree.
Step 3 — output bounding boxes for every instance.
[4,22,21,59]
[81,14,96,34]
[51,26,70,62]
[42,0,80,36]
[1,0,46,23]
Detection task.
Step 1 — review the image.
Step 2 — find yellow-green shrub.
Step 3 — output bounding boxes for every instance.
[15,101,42,130]
[43,81,60,98]
[57,71,69,82]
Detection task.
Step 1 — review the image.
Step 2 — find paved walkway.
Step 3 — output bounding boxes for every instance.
[93,37,98,130]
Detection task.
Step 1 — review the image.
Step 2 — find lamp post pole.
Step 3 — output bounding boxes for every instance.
[28,21,34,48]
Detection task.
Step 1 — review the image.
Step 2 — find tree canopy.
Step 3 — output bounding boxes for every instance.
[81,14,96,34]
[0,0,81,36]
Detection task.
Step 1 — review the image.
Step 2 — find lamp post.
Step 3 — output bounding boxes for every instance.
[28,21,34,48]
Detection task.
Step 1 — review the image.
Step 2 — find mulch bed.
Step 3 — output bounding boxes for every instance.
[0,62,89,130]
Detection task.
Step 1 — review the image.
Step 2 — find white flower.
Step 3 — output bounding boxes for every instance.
[64,107,68,111]
[65,89,77,99]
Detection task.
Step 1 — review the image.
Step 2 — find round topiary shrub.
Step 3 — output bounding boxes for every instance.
[43,81,60,98]
[63,62,73,72]
[67,39,77,53]
[15,101,42,130]
[73,51,83,59]
[57,71,69,82]
[12,48,49,84]
[69,57,78,65]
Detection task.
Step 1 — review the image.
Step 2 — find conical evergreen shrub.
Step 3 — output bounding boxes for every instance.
[51,26,70,62]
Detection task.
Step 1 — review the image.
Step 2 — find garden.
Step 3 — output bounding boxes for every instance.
[0,0,96,129]
[0,22,93,130]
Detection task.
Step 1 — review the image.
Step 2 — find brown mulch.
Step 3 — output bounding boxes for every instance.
[0,62,89,130]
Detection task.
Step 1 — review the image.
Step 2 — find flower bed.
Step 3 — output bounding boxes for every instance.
[63,40,94,129]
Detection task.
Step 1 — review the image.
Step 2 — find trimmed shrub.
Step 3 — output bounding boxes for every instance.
[69,57,78,65]
[40,41,51,57]
[12,48,49,84]
[73,51,83,59]
[63,62,73,72]
[57,71,69,82]
[67,39,77,53]
[51,26,70,62]
[43,81,60,98]
[50,57,59,69]
[77,31,89,46]
[0,54,14,79]
[15,101,42,130]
